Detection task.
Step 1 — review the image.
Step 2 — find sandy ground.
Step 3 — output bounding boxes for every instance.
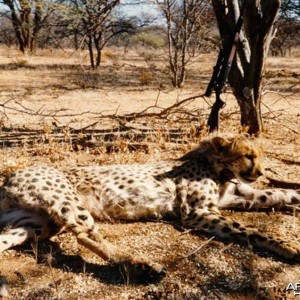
[0,46,300,299]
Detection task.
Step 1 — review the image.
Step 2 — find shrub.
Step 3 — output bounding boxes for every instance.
[131,33,165,49]
[138,69,154,85]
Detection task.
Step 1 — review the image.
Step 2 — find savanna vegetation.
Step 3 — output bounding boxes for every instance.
[0,0,300,299]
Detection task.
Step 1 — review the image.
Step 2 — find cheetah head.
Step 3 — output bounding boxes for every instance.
[201,135,264,183]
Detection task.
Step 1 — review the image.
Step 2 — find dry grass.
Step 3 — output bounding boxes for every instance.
[0,46,300,299]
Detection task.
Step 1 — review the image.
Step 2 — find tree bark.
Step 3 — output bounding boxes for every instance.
[87,36,95,69]
[212,0,281,134]
[94,34,102,68]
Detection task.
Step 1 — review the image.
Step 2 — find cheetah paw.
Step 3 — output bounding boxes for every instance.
[278,243,300,262]
[122,261,166,282]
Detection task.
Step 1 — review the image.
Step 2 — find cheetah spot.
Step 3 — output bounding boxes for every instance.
[232,222,240,228]
[61,207,70,214]
[222,226,231,233]
[259,195,267,203]
[78,215,88,221]
[211,218,220,224]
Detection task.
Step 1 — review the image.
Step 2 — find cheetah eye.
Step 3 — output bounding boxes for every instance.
[245,154,253,160]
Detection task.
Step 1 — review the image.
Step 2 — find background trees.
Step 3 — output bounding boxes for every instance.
[0,0,299,133]
[0,0,59,53]
[154,0,214,87]
[271,0,300,56]
[66,0,137,69]
[1,0,299,65]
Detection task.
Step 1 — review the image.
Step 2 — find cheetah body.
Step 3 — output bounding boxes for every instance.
[1,135,300,275]
[65,163,180,220]
[2,158,220,222]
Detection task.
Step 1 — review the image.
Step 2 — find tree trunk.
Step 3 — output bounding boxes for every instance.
[161,0,200,88]
[74,32,79,50]
[4,1,26,52]
[95,49,101,68]
[30,3,43,53]
[20,0,32,52]
[87,36,95,69]
[3,0,51,54]
[212,0,280,134]
[94,34,102,68]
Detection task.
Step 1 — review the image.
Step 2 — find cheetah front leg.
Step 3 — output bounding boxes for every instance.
[218,182,300,210]
[183,207,300,262]
[54,204,165,276]
[76,230,164,274]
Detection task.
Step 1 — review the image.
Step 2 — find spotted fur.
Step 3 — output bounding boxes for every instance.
[0,135,300,275]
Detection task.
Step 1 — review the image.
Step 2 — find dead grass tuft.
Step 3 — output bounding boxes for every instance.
[0,149,29,177]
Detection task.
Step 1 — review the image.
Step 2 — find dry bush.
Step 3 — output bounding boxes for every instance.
[30,142,73,163]
[102,49,119,65]
[140,51,157,64]
[138,69,154,85]
[292,46,300,57]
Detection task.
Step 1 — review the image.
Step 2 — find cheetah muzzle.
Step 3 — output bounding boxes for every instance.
[0,134,300,281]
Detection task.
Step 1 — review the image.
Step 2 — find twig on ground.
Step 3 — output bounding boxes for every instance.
[220,243,233,253]
[179,229,194,236]
[183,236,215,259]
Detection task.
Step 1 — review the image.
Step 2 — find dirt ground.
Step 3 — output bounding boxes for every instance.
[0,46,300,299]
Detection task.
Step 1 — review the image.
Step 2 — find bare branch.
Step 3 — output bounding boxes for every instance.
[0,93,206,123]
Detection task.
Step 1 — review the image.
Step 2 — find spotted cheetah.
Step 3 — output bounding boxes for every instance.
[0,135,300,276]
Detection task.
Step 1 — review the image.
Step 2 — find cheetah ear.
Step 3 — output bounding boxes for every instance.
[200,136,232,154]
[210,136,231,154]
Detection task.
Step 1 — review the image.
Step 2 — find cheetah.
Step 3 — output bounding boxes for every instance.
[0,134,300,276]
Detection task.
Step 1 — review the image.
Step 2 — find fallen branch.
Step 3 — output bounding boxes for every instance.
[0,99,96,118]
[94,93,206,122]
[0,93,206,121]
